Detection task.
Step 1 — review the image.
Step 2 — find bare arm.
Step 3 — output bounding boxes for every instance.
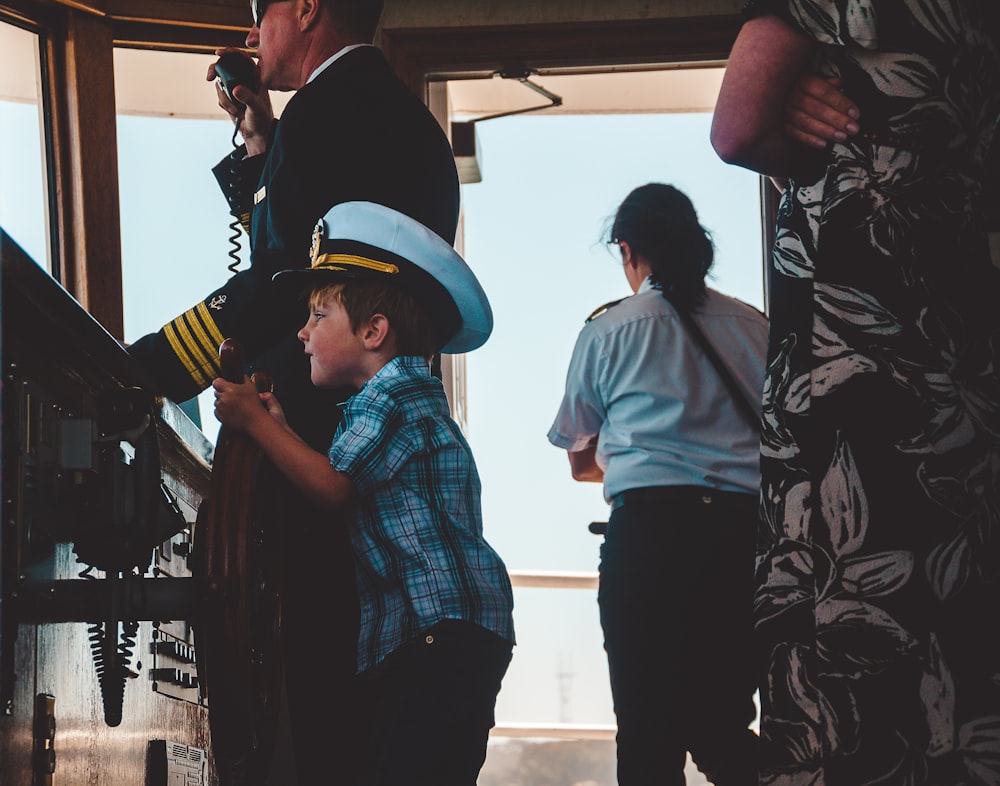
[567,445,604,483]
[711,14,817,177]
[213,376,356,509]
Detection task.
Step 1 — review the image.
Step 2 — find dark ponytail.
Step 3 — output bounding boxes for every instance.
[606,183,714,312]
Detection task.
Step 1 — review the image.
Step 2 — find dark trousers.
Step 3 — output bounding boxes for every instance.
[599,486,759,786]
[356,619,512,786]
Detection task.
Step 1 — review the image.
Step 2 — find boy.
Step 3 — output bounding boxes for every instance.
[212,201,515,785]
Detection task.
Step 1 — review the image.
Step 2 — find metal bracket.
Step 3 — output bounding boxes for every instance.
[469,64,563,124]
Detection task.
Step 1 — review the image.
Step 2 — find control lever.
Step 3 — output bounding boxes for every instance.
[72,389,187,573]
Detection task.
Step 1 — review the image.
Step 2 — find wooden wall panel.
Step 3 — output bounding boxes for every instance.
[381,15,741,98]
[62,11,123,335]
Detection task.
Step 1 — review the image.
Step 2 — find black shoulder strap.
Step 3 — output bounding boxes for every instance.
[586,297,626,323]
[669,298,762,433]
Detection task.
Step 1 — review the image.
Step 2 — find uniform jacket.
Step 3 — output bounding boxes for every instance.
[129,45,460,451]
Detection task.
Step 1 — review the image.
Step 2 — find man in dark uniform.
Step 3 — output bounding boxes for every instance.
[128,0,460,782]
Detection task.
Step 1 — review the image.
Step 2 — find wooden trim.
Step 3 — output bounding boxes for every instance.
[106,0,247,29]
[1,0,58,26]
[107,0,251,51]
[5,0,249,28]
[3,1,69,282]
[62,10,124,336]
[381,15,742,96]
[111,19,247,51]
[760,178,781,314]
[4,0,250,51]
[43,7,73,287]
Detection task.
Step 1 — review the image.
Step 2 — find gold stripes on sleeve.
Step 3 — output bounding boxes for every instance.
[163,301,227,389]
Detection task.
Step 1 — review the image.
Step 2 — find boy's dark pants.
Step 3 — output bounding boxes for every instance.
[357,619,512,785]
[599,486,759,786]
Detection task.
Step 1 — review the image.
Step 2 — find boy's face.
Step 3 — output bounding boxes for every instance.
[297,295,367,389]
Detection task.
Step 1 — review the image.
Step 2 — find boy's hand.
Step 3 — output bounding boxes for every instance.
[784,74,860,149]
[212,374,270,432]
[258,392,291,430]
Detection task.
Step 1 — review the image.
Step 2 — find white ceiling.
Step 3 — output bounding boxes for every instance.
[448,67,725,119]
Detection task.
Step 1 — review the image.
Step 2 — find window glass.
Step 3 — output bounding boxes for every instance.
[117,112,241,437]
[496,586,612,724]
[458,106,763,750]
[116,48,295,439]
[0,18,51,271]
[462,110,762,578]
[115,48,259,440]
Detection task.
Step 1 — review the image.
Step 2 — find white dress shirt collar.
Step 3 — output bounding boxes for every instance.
[307,43,372,84]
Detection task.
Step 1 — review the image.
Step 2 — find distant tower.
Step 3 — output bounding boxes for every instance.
[557,654,573,723]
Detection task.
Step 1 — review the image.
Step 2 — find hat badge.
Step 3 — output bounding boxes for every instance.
[310,219,325,265]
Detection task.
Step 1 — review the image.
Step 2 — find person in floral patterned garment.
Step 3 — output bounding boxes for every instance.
[711,1,1000,784]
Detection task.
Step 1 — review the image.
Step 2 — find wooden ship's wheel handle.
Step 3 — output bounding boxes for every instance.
[193,339,283,786]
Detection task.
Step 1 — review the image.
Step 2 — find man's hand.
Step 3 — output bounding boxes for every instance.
[208,48,274,157]
[784,74,860,149]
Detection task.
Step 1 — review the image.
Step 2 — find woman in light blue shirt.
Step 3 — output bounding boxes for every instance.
[549,183,768,786]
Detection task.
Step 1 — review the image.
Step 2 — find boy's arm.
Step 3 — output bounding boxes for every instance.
[213,376,357,510]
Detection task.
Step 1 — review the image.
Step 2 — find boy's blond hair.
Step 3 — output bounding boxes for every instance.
[310,281,438,360]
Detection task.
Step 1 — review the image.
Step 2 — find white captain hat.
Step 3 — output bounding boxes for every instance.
[272,201,492,354]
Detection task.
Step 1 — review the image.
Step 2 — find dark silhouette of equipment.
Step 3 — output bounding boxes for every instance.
[2,242,284,784]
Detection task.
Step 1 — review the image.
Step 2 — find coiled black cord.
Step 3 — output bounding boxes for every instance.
[226,122,245,274]
[79,562,140,727]
[227,217,243,273]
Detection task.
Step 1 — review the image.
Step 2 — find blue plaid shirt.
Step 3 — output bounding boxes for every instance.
[329,356,515,672]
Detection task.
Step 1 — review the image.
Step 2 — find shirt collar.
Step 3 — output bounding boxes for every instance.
[341,356,431,408]
[366,355,432,386]
[307,43,372,84]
